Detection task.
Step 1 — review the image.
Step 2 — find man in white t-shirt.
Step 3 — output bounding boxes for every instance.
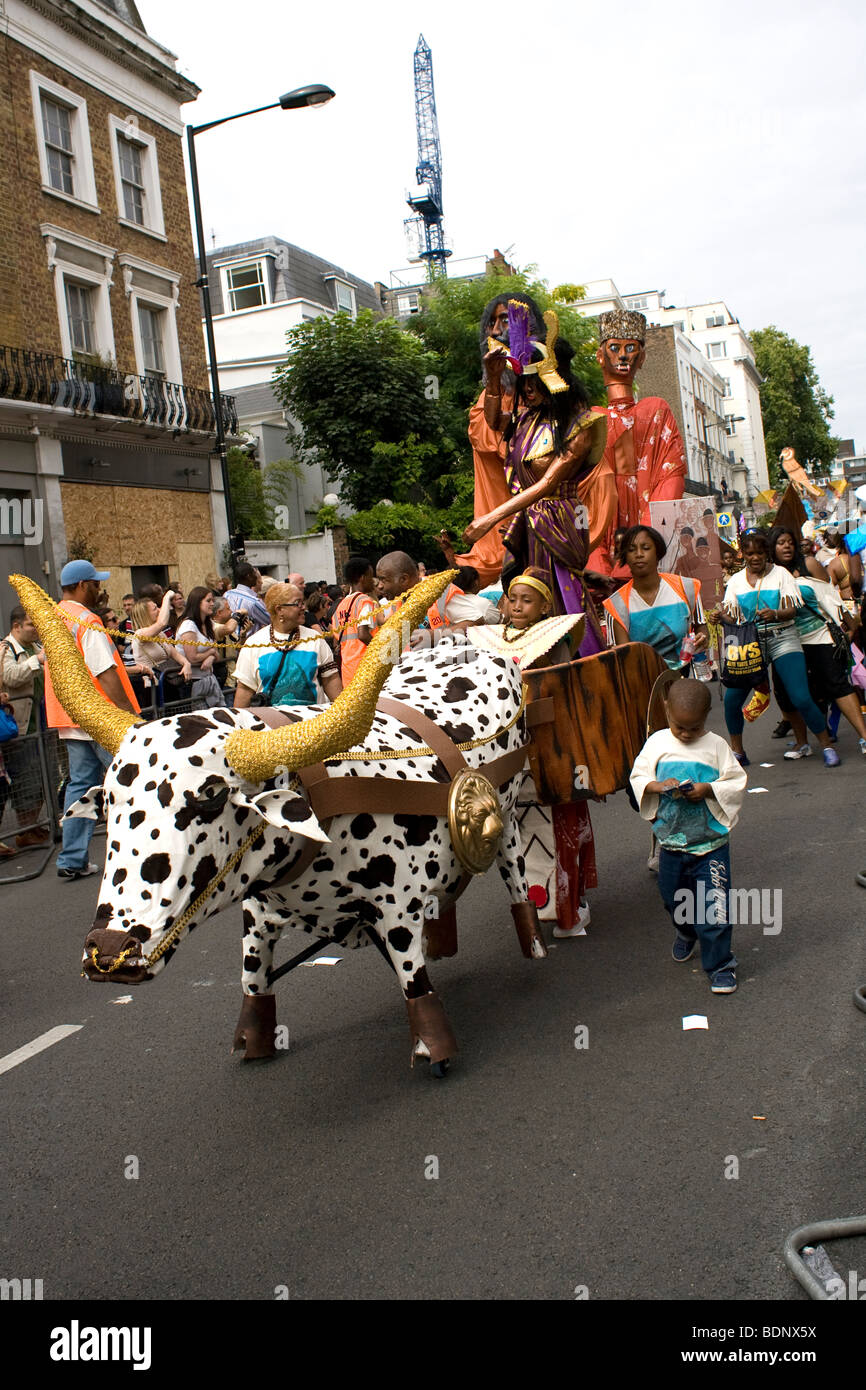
[233,582,341,709]
[44,561,139,879]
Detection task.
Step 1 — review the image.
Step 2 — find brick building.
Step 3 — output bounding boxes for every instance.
[0,0,235,626]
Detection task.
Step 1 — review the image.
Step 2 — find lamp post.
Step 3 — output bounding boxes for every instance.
[187,84,336,571]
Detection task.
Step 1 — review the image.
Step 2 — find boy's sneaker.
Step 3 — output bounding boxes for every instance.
[57,861,99,880]
[771,719,791,739]
[733,751,750,768]
[710,967,737,994]
[672,935,697,963]
[859,738,866,756]
[784,743,812,760]
[822,748,841,768]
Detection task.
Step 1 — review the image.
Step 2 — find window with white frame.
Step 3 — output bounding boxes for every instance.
[30,71,98,209]
[137,304,166,376]
[65,281,97,355]
[42,225,116,361]
[721,376,732,397]
[335,281,356,314]
[108,116,165,238]
[705,314,725,328]
[707,341,727,359]
[626,296,648,310]
[397,292,420,314]
[725,415,737,436]
[224,261,268,311]
[120,253,182,383]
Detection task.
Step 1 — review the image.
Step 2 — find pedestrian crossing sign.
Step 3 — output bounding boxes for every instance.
[716,512,732,528]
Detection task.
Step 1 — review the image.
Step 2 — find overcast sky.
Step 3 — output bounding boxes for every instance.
[138,0,866,449]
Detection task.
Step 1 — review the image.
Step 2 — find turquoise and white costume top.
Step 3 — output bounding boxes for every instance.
[722,563,802,625]
[790,575,843,646]
[603,573,702,670]
[630,729,747,855]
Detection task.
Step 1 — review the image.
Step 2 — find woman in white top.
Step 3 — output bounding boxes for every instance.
[175,588,225,709]
[720,530,835,767]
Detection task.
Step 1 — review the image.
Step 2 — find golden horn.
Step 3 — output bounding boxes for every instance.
[225,570,457,784]
[8,575,141,755]
[542,308,560,354]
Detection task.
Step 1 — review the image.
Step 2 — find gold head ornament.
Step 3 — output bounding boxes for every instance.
[8,574,142,755]
[223,570,458,784]
[521,307,568,394]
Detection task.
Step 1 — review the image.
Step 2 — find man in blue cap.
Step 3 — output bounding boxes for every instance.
[44,560,139,879]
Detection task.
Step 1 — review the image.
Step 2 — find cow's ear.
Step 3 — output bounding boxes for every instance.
[62,786,105,822]
[230,788,330,843]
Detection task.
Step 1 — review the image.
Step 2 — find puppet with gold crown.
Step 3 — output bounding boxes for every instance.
[586,308,687,577]
[462,301,616,652]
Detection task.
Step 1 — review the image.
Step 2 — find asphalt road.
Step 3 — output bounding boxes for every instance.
[1,698,864,1304]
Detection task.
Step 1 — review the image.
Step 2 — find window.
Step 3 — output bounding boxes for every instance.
[118,136,145,224]
[725,415,737,436]
[108,117,165,238]
[41,98,74,194]
[30,71,98,209]
[120,253,182,383]
[721,376,732,398]
[706,314,725,328]
[397,292,420,314]
[65,282,96,355]
[626,296,648,310]
[707,341,727,359]
[138,304,165,376]
[335,281,355,314]
[226,261,267,311]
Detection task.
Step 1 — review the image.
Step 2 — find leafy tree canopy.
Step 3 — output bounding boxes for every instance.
[750,326,839,486]
[272,311,446,511]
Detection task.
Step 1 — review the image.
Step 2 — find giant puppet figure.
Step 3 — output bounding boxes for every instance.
[454,291,547,584]
[461,302,614,648]
[587,309,687,575]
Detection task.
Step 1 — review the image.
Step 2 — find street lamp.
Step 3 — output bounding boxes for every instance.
[187,84,336,570]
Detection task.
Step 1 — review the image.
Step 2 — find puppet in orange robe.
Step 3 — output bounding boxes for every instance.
[586,309,686,578]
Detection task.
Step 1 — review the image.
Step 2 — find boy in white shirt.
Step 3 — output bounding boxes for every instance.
[630,680,747,994]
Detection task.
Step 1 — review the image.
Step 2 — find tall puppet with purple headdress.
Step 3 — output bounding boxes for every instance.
[462,301,616,651]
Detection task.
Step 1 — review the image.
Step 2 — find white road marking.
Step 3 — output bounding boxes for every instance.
[0,1024,83,1076]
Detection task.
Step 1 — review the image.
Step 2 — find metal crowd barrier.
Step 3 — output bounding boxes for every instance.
[0,698,63,883]
[0,672,236,883]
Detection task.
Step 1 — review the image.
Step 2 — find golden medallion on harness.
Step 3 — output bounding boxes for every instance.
[448,769,504,875]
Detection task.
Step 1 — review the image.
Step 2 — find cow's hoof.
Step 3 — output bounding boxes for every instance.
[407,992,458,1068]
[511,902,548,959]
[232,994,277,1061]
[430,1059,450,1079]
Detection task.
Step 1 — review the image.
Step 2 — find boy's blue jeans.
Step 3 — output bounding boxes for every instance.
[656,842,737,977]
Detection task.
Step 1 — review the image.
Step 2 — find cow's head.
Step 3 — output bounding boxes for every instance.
[11,568,456,973]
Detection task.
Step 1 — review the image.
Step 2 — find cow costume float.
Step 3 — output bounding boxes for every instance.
[13,569,666,1077]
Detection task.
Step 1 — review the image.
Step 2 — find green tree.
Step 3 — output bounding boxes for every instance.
[272,311,446,511]
[750,326,839,486]
[227,446,272,538]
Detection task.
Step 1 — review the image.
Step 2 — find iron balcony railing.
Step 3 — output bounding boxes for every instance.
[0,345,237,436]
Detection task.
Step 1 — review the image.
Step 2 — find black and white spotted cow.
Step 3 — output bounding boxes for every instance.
[77,638,535,1074]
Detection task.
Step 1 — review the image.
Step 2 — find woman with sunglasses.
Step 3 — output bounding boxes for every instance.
[233,582,341,709]
[719,530,837,767]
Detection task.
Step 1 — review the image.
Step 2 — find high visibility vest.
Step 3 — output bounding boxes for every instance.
[426,583,463,630]
[44,601,140,731]
[333,590,376,686]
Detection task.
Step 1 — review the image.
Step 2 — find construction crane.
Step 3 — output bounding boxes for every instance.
[405,34,451,278]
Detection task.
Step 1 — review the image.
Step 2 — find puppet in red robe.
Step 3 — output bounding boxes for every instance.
[586,308,686,577]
